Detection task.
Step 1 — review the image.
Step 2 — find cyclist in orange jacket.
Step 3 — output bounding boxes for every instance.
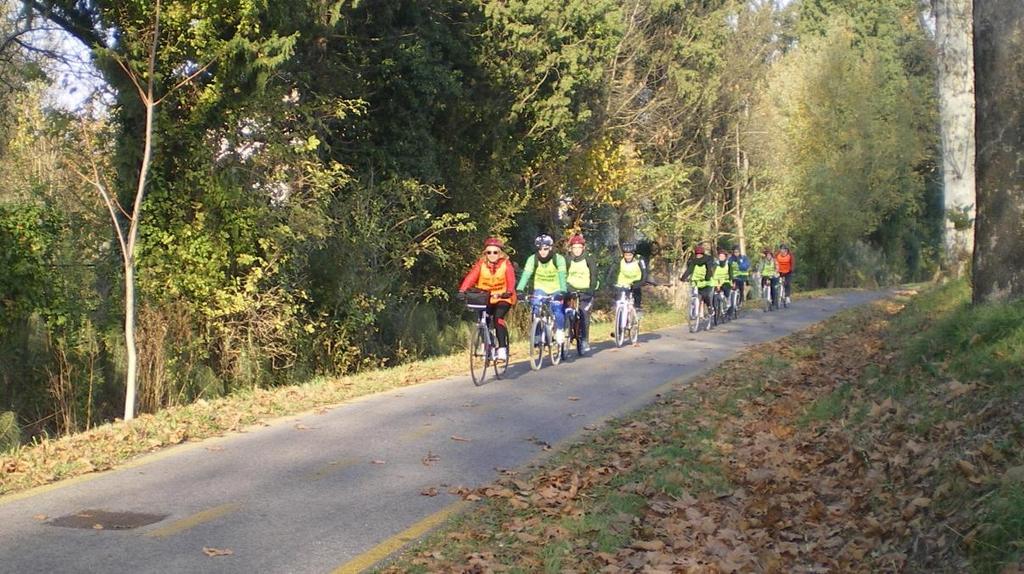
[775,244,794,305]
[458,237,517,361]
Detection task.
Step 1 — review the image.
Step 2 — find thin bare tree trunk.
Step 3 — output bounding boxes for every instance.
[124,84,156,421]
[734,118,748,255]
[934,0,976,276]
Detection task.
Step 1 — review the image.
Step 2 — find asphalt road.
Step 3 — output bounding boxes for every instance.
[0,290,885,574]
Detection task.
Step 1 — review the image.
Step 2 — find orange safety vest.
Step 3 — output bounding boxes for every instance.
[476,259,515,304]
[776,251,793,274]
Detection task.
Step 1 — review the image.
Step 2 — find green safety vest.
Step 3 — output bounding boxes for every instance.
[566,257,592,291]
[616,259,643,287]
[760,258,777,277]
[692,262,710,288]
[519,254,566,293]
[711,262,730,287]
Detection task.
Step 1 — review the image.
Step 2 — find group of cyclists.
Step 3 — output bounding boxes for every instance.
[457,234,648,362]
[681,243,795,320]
[456,233,794,362]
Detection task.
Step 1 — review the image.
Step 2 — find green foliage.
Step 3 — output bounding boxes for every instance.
[974,480,1024,573]
[897,281,1024,394]
[0,204,58,328]
[756,10,936,286]
[0,411,19,452]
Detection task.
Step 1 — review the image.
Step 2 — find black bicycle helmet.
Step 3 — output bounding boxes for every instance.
[621,242,637,253]
[534,234,554,249]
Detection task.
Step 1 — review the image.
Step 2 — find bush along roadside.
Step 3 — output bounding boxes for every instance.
[377,281,1023,573]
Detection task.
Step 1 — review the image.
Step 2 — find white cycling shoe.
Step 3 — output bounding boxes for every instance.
[555,329,566,345]
[495,347,508,361]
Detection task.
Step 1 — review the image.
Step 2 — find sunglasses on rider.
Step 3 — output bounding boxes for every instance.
[484,249,501,255]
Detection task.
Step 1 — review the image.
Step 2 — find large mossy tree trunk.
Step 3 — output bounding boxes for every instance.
[972,0,1024,304]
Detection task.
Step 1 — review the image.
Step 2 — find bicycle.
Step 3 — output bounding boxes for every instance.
[525,294,563,370]
[463,290,508,386]
[563,291,590,358]
[711,287,728,327]
[761,277,779,312]
[611,287,640,347]
[688,284,713,333]
[726,284,741,321]
[779,273,792,309]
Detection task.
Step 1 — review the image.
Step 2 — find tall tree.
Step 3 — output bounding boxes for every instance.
[972,0,1024,303]
[933,0,975,277]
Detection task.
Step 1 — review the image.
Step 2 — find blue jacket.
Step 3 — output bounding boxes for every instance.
[729,255,751,276]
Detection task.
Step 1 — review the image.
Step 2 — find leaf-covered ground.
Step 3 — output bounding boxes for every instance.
[378,282,1024,573]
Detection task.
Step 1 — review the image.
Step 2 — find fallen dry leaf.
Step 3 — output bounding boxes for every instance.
[422,451,441,466]
[632,539,666,551]
[33,514,47,521]
[421,487,439,497]
[202,547,234,557]
[450,435,472,442]
[945,380,975,400]
[370,460,386,465]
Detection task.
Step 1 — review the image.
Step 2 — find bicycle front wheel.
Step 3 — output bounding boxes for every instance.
[614,306,626,347]
[688,297,700,333]
[529,318,545,370]
[469,326,488,386]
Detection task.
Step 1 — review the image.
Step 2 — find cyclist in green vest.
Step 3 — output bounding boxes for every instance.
[606,242,649,318]
[516,234,569,345]
[711,248,734,313]
[680,245,714,310]
[758,247,779,304]
[728,245,751,305]
[566,234,598,353]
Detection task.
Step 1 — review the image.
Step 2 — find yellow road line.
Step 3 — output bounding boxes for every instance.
[305,458,358,481]
[332,501,471,574]
[397,424,437,442]
[143,502,241,538]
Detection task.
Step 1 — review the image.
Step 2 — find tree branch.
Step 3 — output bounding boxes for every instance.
[24,0,106,49]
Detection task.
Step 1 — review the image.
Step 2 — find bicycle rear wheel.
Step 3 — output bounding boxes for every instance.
[529,318,545,370]
[469,326,488,386]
